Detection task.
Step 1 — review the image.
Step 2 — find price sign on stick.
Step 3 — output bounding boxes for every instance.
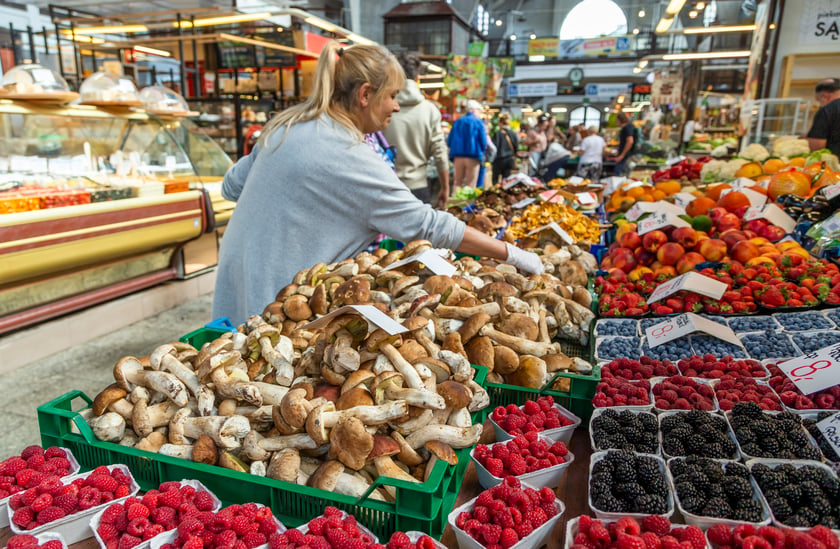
[382,249,457,276]
[647,272,727,303]
[511,197,536,209]
[527,222,574,244]
[645,312,742,348]
[637,212,691,234]
[816,412,840,457]
[303,305,407,335]
[776,343,840,395]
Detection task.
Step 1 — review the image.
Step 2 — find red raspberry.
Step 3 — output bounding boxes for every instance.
[115,485,131,499]
[676,525,706,549]
[158,489,182,508]
[25,455,45,471]
[177,517,204,538]
[44,447,65,459]
[707,525,733,547]
[20,446,44,461]
[30,493,53,513]
[127,503,150,520]
[492,444,510,461]
[126,517,151,537]
[473,505,490,524]
[742,536,772,549]
[515,521,534,539]
[101,503,126,525]
[143,524,165,541]
[484,458,504,478]
[807,527,839,549]
[387,532,412,549]
[523,400,541,415]
[508,456,527,476]
[36,505,66,525]
[661,536,681,549]
[480,524,502,545]
[90,474,118,493]
[141,491,159,511]
[78,486,101,510]
[525,508,548,528]
[617,534,647,549]
[118,535,142,549]
[243,533,267,549]
[268,533,288,549]
[12,507,34,528]
[97,523,120,541]
[642,532,663,549]
[588,522,611,546]
[187,491,212,513]
[231,515,252,536]
[7,534,39,549]
[499,527,519,549]
[641,515,672,537]
[53,494,77,515]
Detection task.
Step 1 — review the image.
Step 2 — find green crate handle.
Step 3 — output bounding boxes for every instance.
[38,390,98,442]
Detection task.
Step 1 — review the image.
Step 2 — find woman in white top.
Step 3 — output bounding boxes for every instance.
[576,125,606,182]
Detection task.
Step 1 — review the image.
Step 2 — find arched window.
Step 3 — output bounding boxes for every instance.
[568,105,602,130]
[559,0,628,40]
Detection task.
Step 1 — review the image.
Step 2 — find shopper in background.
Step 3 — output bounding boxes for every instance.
[382,51,450,207]
[523,114,549,175]
[491,112,519,185]
[542,127,572,181]
[612,112,636,176]
[806,78,840,157]
[213,43,543,324]
[566,125,582,151]
[576,125,606,182]
[447,100,487,188]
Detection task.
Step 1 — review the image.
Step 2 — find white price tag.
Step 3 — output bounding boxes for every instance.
[511,197,536,209]
[637,212,691,235]
[165,155,177,169]
[672,192,696,208]
[816,412,840,458]
[502,173,539,189]
[743,206,763,221]
[720,186,766,207]
[666,156,686,166]
[567,176,585,184]
[526,222,574,244]
[822,183,840,200]
[645,312,742,348]
[302,305,408,335]
[382,249,457,276]
[733,177,758,189]
[648,272,728,303]
[622,180,645,191]
[576,192,598,206]
[776,343,840,396]
[762,204,796,233]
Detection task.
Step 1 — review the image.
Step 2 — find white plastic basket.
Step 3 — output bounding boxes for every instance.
[150,503,286,549]
[297,509,374,542]
[489,402,581,443]
[470,437,575,490]
[563,516,713,549]
[403,531,446,549]
[0,448,80,529]
[658,410,740,461]
[592,378,655,412]
[725,409,823,461]
[666,456,771,530]
[595,336,642,363]
[763,359,840,416]
[651,376,720,413]
[713,378,783,412]
[588,450,674,520]
[588,408,660,455]
[90,479,222,549]
[8,464,139,545]
[447,484,564,549]
[1,532,68,549]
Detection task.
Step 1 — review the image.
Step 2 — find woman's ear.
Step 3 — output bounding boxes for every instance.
[358,82,372,108]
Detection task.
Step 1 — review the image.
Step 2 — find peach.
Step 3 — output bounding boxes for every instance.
[697,239,727,262]
[708,207,728,222]
[613,248,638,273]
[716,213,742,233]
[618,230,642,250]
[721,230,748,251]
[676,252,706,274]
[642,230,668,253]
[628,266,653,282]
[608,268,629,282]
[654,265,678,278]
[615,222,638,240]
[656,242,686,266]
[671,227,699,249]
[731,240,761,264]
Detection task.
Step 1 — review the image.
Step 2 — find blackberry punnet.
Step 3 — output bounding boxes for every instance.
[591,409,658,454]
[660,410,737,459]
[750,462,840,528]
[669,457,762,522]
[589,451,669,515]
[728,402,823,460]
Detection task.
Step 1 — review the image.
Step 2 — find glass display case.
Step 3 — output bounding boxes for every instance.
[741,98,812,149]
[0,100,233,334]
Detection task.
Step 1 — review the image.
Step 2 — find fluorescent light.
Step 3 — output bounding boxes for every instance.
[510,34,517,40]
[69,24,148,35]
[683,24,757,34]
[769,23,776,29]
[529,55,545,62]
[632,28,640,34]
[176,12,271,28]
[495,19,503,26]
[696,2,706,9]
[418,82,444,89]
[305,15,337,33]
[688,10,699,18]
[530,33,536,39]
[656,17,674,33]
[134,45,171,57]
[551,107,567,113]
[633,67,642,74]
[662,50,751,60]
[638,9,646,17]
[665,0,687,15]
[70,35,105,44]
[638,59,649,68]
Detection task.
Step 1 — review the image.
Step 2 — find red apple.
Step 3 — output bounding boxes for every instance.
[731,240,761,263]
[717,213,742,234]
[708,207,728,222]
[613,248,638,273]
[656,242,686,266]
[642,230,668,253]
[744,219,768,234]
[762,225,786,242]
[676,252,706,274]
[671,227,699,249]
[697,239,727,262]
[721,229,747,251]
[618,231,642,250]
[634,247,656,266]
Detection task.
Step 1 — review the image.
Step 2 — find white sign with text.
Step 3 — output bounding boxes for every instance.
[303,305,407,335]
[637,212,691,234]
[382,249,457,276]
[527,222,575,244]
[776,342,840,395]
[647,271,728,304]
[645,312,742,348]
[816,412,840,458]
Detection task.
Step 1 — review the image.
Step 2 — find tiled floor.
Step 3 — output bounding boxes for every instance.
[0,284,214,459]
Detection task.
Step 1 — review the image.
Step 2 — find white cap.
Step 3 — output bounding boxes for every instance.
[466,100,484,113]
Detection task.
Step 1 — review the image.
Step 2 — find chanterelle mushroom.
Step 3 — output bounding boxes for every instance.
[113,357,189,407]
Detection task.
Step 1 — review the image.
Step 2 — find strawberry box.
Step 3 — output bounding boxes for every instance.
[564,515,712,549]
[447,478,564,549]
[8,464,139,544]
[765,361,840,413]
[150,502,286,549]
[89,479,222,549]
[713,377,782,412]
[488,397,581,444]
[470,434,574,490]
[0,447,80,529]
[395,531,446,549]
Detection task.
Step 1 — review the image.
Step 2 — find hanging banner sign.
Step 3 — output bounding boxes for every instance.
[799,0,840,45]
[651,70,683,106]
[528,37,559,58]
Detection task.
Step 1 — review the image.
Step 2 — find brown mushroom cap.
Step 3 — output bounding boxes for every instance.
[306,402,336,445]
[452,276,474,292]
[307,459,345,491]
[367,434,400,460]
[458,313,491,344]
[402,239,432,256]
[391,276,420,297]
[507,355,548,389]
[365,329,402,352]
[425,440,459,466]
[465,336,495,371]
[398,340,427,363]
[334,278,372,307]
[544,352,573,373]
[336,386,374,410]
[477,282,518,301]
[280,386,314,428]
[437,380,472,409]
[313,384,341,403]
[309,285,329,316]
[275,284,299,301]
[283,294,313,322]
[380,250,404,267]
[497,313,539,340]
[493,345,520,375]
[412,357,450,383]
[423,275,457,296]
[112,356,144,391]
[342,370,376,394]
[92,384,128,416]
[329,417,374,470]
[192,435,218,465]
[402,316,429,333]
[441,332,467,359]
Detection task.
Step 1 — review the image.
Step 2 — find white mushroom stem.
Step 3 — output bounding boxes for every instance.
[405,424,482,449]
[262,335,295,386]
[324,400,409,427]
[372,355,395,375]
[228,405,275,426]
[153,350,215,416]
[250,461,267,477]
[478,325,562,357]
[538,309,550,344]
[170,410,251,449]
[438,350,472,383]
[373,456,421,499]
[90,413,125,442]
[435,302,500,320]
[389,409,434,435]
[244,432,319,462]
[418,310,463,340]
[413,328,440,358]
[210,367,263,406]
[251,382,289,405]
[447,407,472,428]
[298,460,386,501]
[159,443,194,460]
[379,344,425,390]
[466,380,490,413]
[125,369,189,407]
[383,386,444,410]
[107,399,135,419]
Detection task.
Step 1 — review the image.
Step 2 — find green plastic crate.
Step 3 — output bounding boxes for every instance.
[378,239,404,252]
[542,365,601,421]
[179,327,231,348]
[37,391,473,540]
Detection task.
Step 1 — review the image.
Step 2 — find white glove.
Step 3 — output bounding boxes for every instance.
[505,242,545,275]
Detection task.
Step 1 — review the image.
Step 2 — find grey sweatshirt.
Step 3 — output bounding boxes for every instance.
[382,80,449,190]
[212,115,466,325]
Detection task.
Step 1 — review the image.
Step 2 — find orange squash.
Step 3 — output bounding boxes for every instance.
[685,197,716,217]
[767,169,812,200]
[717,191,751,212]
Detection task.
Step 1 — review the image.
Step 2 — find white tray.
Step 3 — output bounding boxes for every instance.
[403,532,446,549]
[489,402,581,443]
[470,437,574,490]
[589,408,660,455]
[666,456,771,530]
[592,378,654,412]
[712,378,783,412]
[725,409,823,461]
[8,465,139,545]
[1,532,68,549]
[90,479,222,549]
[589,450,674,520]
[563,516,713,549]
[658,410,740,461]
[0,448,80,529]
[297,509,373,541]
[763,359,840,416]
[150,503,286,549]
[448,484,564,549]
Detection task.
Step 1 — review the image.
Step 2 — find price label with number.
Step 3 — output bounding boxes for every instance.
[382,249,456,276]
[776,343,840,395]
[816,412,840,457]
[527,222,574,244]
[638,212,691,235]
[645,314,695,347]
[673,192,696,208]
[648,272,728,303]
[822,183,840,200]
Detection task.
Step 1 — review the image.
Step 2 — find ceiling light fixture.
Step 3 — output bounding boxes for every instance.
[696,2,706,8]
[656,17,675,33]
[688,10,698,18]
[175,12,271,28]
[661,50,751,60]
[69,24,148,35]
[639,9,646,17]
[495,19,503,26]
[632,28,640,34]
[69,34,105,44]
[134,45,171,57]
[530,33,536,39]
[665,0,687,15]
[510,34,517,40]
[682,24,757,33]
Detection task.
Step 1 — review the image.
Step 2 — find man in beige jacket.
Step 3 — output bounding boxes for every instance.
[383,52,450,207]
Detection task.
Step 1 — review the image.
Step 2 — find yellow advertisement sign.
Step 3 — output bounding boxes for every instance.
[528,37,559,58]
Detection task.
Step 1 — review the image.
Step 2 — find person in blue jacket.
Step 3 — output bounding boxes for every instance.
[447,100,487,188]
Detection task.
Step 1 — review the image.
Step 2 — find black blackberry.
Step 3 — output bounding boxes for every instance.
[733,401,764,419]
[670,460,690,478]
[675,481,702,501]
[751,463,772,477]
[767,497,793,520]
[649,478,670,498]
[684,434,706,455]
[801,480,824,501]
[796,445,823,461]
[821,477,840,501]
[662,439,685,456]
[634,494,667,514]
[640,414,658,432]
[812,496,832,516]
[785,514,810,528]
[733,504,763,523]
[797,465,829,484]
[754,422,776,438]
[681,496,706,514]
[590,478,611,495]
[661,414,682,431]
[596,416,621,431]
[725,477,754,500]
[594,493,624,513]
[788,430,810,448]
[702,497,733,518]
[781,484,802,505]
[613,461,636,483]
[591,460,610,477]
[759,437,781,454]
[706,483,726,500]
[704,443,725,458]
[725,462,750,479]
[735,428,756,444]
[756,471,786,491]
[742,443,763,457]
[799,507,820,527]
[821,516,839,529]
[616,482,646,501]
[639,434,658,453]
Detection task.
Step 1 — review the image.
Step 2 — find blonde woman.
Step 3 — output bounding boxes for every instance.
[213,43,543,324]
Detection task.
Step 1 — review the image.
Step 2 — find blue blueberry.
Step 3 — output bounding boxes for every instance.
[689,335,748,358]
[773,311,835,331]
[792,331,840,354]
[826,309,840,327]
[642,339,693,361]
[597,337,641,360]
[640,318,661,332]
[739,331,799,360]
[596,319,639,337]
[728,315,781,333]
